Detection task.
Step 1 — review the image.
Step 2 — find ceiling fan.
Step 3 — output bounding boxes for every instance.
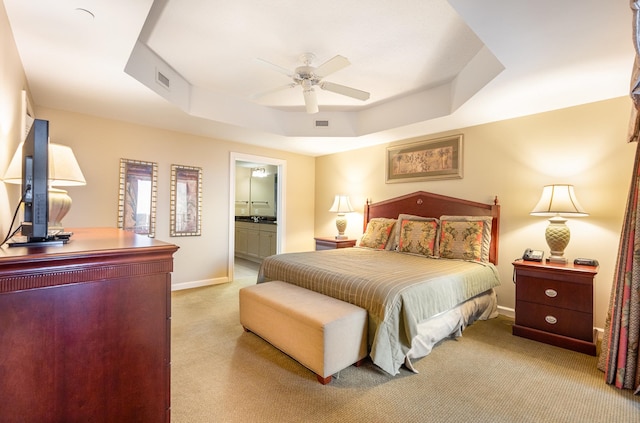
[254,53,370,114]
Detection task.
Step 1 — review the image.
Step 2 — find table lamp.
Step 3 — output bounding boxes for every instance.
[3,142,86,231]
[530,184,588,263]
[329,195,354,240]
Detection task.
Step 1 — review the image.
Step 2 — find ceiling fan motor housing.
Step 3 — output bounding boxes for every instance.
[294,65,319,85]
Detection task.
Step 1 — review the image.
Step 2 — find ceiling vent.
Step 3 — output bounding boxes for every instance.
[315,120,329,127]
[156,69,170,90]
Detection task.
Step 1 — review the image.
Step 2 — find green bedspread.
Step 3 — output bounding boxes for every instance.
[257,247,501,375]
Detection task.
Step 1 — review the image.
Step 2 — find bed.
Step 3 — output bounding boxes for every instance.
[257,191,501,376]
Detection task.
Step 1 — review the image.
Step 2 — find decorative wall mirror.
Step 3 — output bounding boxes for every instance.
[170,164,202,236]
[118,158,157,237]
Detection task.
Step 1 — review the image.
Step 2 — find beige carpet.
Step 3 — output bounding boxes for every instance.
[171,276,639,422]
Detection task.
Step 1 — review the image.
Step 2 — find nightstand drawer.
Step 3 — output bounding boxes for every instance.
[515,276,592,313]
[515,301,593,341]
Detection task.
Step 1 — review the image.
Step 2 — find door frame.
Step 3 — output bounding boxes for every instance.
[229,152,286,281]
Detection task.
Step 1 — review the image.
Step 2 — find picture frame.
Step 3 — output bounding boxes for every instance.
[170,164,202,237]
[117,158,158,237]
[386,134,463,183]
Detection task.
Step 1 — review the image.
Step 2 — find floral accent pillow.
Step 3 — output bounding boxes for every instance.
[438,216,492,262]
[358,218,396,249]
[397,219,438,257]
[388,214,437,251]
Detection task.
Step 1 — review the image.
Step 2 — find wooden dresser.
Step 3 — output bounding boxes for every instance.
[512,259,598,355]
[0,228,179,423]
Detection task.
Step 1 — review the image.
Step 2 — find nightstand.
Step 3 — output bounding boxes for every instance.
[512,259,598,355]
[314,237,357,251]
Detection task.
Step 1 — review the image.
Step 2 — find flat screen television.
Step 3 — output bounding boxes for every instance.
[20,118,49,242]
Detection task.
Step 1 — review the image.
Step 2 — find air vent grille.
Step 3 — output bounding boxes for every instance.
[156,70,170,89]
[315,120,329,127]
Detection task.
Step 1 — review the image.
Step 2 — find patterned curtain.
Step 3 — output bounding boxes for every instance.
[598,142,640,393]
[596,1,640,394]
[630,1,640,143]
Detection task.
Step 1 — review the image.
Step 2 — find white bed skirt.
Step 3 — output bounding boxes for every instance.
[404,289,498,372]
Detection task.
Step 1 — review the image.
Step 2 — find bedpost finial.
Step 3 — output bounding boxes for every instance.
[494,196,499,205]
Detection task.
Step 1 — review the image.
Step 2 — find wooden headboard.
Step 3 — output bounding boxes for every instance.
[363,191,500,264]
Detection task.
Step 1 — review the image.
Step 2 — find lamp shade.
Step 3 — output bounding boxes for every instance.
[3,142,86,186]
[530,184,588,217]
[328,195,354,214]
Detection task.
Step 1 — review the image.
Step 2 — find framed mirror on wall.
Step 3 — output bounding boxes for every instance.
[118,158,157,237]
[170,164,202,237]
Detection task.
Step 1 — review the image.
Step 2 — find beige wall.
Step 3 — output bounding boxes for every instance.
[315,96,635,329]
[0,1,30,236]
[33,107,316,287]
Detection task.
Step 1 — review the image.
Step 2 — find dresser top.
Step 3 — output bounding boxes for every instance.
[0,227,178,264]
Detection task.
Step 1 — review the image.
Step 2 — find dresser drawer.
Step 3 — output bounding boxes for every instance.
[515,301,593,341]
[515,276,592,313]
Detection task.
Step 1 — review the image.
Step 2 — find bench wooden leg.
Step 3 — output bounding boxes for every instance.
[316,374,332,385]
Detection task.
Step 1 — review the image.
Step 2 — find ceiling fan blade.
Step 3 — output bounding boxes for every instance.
[256,58,294,77]
[319,81,370,101]
[251,83,296,99]
[314,55,350,78]
[303,88,319,114]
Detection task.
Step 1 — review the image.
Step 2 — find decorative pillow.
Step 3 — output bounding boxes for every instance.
[397,219,439,257]
[438,216,492,262]
[358,218,397,250]
[389,214,438,251]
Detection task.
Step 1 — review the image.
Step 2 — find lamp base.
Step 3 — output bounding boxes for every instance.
[335,214,348,240]
[544,216,570,266]
[49,187,72,231]
[547,256,568,264]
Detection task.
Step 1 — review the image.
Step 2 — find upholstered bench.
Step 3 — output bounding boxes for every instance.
[239,281,368,384]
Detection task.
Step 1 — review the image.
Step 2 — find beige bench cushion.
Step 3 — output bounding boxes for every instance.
[240,281,368,380]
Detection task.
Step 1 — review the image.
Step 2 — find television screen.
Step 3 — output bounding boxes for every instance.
[21,118,49,241]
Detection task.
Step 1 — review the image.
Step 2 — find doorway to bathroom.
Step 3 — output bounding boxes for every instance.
[229,152,286,282]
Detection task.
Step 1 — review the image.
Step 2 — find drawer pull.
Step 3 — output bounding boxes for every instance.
[545,315,558,325]
[545,289,558,298]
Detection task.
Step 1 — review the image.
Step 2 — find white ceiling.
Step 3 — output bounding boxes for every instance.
[4,0,634,157]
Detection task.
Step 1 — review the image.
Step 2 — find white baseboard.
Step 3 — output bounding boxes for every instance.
[172,276,229,291]
[594,327,604,341]
[497,305,515,319]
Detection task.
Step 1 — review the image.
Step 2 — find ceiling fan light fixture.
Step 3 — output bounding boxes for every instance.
[303,87,318,114]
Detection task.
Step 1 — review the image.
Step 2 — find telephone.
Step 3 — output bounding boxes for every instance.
[522,248,544,262]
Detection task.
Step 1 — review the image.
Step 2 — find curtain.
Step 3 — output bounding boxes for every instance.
[598,142,640,394]
[630,1,640,143]
[596,0,640,394]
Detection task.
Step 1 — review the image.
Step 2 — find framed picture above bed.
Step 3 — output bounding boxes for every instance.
[386,134,463,183]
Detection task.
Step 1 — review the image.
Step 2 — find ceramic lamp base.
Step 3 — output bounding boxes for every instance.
[335,214,347,239]
[547,256,568,264]
[545,216,570,264]
[48,187,71,231]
